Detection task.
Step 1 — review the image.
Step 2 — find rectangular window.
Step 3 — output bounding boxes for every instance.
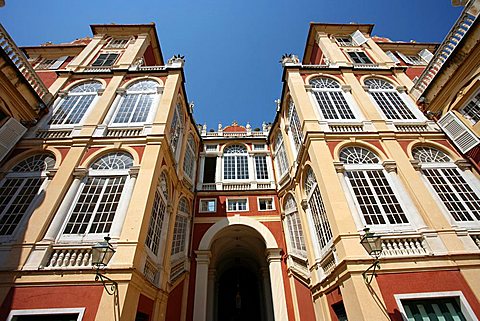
[8,308,85,321]
[223,155,249,180]
[106,38,129,49]
[171,215,188,255]
[336,36,354,47]
[205,144,217,152]
[203,157,216,183]
[199,199,216,213]
[405,55,427,65]
[347,51,373,64]
[401,297,467,321]
[35,58,57,70]
[92,53,119,67]
[258,197,274,211]
[253,144,265,150]
[227,199,248,211]
[255,155,269,180]
[460,92,480,124]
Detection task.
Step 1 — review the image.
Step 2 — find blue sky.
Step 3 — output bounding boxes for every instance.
[1,1,462,130]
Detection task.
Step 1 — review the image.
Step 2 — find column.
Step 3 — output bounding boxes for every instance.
[261,267,274,321]
[248,152,256,188]
[193,250,211,321]
[266,248,288,321]
[215,155,222,190]
[197,154,205,190]
[206,269,216,321]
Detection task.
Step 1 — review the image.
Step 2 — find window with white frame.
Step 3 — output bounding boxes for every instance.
[365,78,418,120]
[110,80,160,125]
[183,134,196,180]
[254,155,269,180]
[347,51,373,64]
[35,56,68,70]
[398,296,471,321]
[49,81,102,126]
[335,36,354,47]
[59,152,133,241]
[227,198,248,211]
[284,194,306,256]
[223,144,249,180]
[273,132,289,177]
[205,144,217,152]
[199,199,216,212]
[304,167,333,253]
[258,197,274,211]
[253,144,265,150]
[92,53,119,67]
[287,98,303,154]
[106,38,130,49]
[7,308,85,321]
[145,173,168,256]
[413,146,480,224]
[459,91,480,124]
[340,147,409,227]
[0,154,55,237]
[310,77,357,120]
[169,103,184,160]
[171,197,190,257]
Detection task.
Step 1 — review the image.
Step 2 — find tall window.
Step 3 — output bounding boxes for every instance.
[340,147,409,227]
[183,134,196,180]
[92,53,119,67]
[170,103,184,159]
[304,167,333,253]
[287,98,303,154]
[413,146,480,223]
[254,155,269,180]
[0,154,55,237]
[347,51,373,64]
[365,78,417,120]
[223,144,249,180]
[310,77,356,120]
[459,91,480,124]
[273,132,289,178]
[145,173,168,256]
[284,194,306,257]
[60,152,133,241]
[49,82,102,126]
[111,80,159,125]
[171,197,189,258]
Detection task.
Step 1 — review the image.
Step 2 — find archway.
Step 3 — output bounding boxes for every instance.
[193,216,287,321]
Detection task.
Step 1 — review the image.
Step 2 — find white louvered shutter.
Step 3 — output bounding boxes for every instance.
[351,30,367,46]
[396,51,413,64]
[0,118,27,162]
[418,49,434,63]
[49,56,68,70]
[385,51,400,64]
[438,111,480,153]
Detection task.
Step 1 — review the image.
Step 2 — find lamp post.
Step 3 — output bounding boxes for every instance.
[92,236,118,295]
[360,228,382,285]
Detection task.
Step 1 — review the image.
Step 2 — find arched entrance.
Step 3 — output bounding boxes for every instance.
[193,216,288,321]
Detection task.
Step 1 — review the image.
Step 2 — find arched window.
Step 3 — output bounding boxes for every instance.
[0,154,55,236]
[49,81,102,126]
[171,197,190,258]
[273,131,289,178]
[365,78,417,120]
[183,134,196,180]
[287,98,303,154]
[340,146,409,227]
[310,77,356,120]
[304,167,333,253]
[284,194,306,257]
[146,173,169,256]
[111,80,160,125]
[223,144,249,180]
[413,146,480,223]
[170,103,184,160]
[60,152,133,241]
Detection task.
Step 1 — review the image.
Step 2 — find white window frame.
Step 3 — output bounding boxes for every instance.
[283,194,307,258]
[108,80,161,127]
[394,291,478,321]
[253,144,266,150]
[105,37,131,49]
[287,99,303,158]
[7,308,86,321]
[226,198,249,212]
[222,144,250,181]
[171,198,191,262]
[346,50,374,64]
[205,144,218,152]
[335,35,355,47]
[459,89,480,125]
[258,197,275,211]
[199,199,217,213]
[254,154,270,180]
[91,52,120,67]
[183,134,197,182]
[273,131,289,180]
[169,103,184,162]
[145,174,169,258]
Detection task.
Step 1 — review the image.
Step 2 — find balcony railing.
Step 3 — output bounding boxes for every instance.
[199,181,275,191]
[0,24,50,102]
[380,234,429,257]
[44,246,93,269]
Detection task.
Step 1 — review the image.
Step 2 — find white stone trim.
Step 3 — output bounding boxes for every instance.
[7,308,86,321]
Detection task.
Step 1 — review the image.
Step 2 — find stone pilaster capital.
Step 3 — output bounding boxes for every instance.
[333,161,345,173]
[396,86,407,93]
[46,169,58,178]
[410,159,422,171]
[116,88,126,95]
[301,199,308,211]
[195,250,211,264]
[382,160,397,173]
[58,90,68,98]
[72,168,88,178]
[265,248,283,263]
[128,166,141,178]
[341,84,352,92]
[455,159,472,171]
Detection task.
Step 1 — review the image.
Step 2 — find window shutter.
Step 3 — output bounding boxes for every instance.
[49,56,68,70]
[438,111,480,153]
[396,51,413,64]
[385,51,400,64]
[351,30,367,45]
[0,118,27,162]
[92,54,108,66]
[418,49,434,63]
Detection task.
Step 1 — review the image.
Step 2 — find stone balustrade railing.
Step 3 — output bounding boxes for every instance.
[471,234,480,250]
[144,259,159,285]
[170,261,186,282]
[200,181,275,191]
[381,235,429,257]
[44,247,93,269]
[0,24,50,102]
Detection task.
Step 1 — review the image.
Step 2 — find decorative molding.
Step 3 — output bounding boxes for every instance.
[454,159,472,171]
[333,161,345,173]
[382,160,397,173]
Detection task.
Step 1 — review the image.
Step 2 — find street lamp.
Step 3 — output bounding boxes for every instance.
[360,228,382,285]
[92,236,118,295]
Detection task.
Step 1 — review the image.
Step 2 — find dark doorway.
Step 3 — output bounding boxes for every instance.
[217,266,261,321]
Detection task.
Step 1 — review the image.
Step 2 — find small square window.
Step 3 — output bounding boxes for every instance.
[347,51,373,64]
[199,199,216,213]
[336,36,354,47]
[258,197,274,211]
[35,58,57,70]
[92,53,119,67]
[253,144,265,150]
[227,199,248,212]
[106,38,129,49]
[206,145,217,152]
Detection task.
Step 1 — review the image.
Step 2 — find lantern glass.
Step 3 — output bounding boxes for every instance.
[92,238,115,267]
[360,230,382,257]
